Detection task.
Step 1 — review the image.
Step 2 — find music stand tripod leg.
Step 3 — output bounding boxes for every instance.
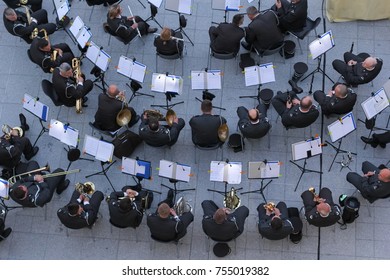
[32,119,49,147]
[85,161,117,192]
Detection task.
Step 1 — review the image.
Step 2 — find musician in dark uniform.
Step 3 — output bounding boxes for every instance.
[3,0,42,12]
[209,14,245,55]
[332,52,382,86]
[271,0,307,33]
[106,3,157,44]
[314,83,357,116]
[154,27,184,56]
[242,6,284,51]
[147,190,194,242]
[29,37,74,73]
[257,201,293,240]
[189,100,227,147]
[301,187,341,227]
[201,200,249,241]
[139,111,185,147]
[3,7,57,43]
[52,62,93,108]
[108,186,143,228]
[9,161,69,207]
[57,188,104,229]
[237,104,271,139]
[347,161,390,203]
[272,92,319,128]
[94,84,139,132]
[361,131,390,148]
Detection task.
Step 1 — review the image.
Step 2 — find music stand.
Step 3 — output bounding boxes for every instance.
[241,160,280,203]
[191,69,225,110]
[151,73,184,110]
[290,137,323,191]
[145,2,163,29]
[211,0,241,24]
[64,145,94,171]
[301,30,335,94]
[83,135,116,191]
[68,16,92,50]
[158,159,195,203]
[137,0,147,8]
[165,0,194,45]
[86,41,111,92]
[22,94,49,147]
[49,119,79,148]
[326,112,357,172]
[52,0,71,32]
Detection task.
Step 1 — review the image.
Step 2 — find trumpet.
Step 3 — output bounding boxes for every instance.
[174,196,192,216]
[71,58,83,114]
[75,182,95,198]
[263,202,276,212]
[223,187,241,211]
[49,49,58,73]
[2,124,24,140]
[309,187,323,203]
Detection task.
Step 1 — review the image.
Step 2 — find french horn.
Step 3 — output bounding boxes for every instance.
[223,187,241,210]
[218,123,229,142]
[174,196,192,216]
[116,94,132,127]
[75,182,95,197]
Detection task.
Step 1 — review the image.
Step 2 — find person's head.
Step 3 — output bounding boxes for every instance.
[107,84,120,98]
[59,62,72,77]
[12,185,28,200]
[270,216,283,230]
[201,100,213,114]
[119,197,133,211]
[379,168,390,182]
[36,38,51,52]
[246,6,259,20]
[300,96,313,111]
[232,14,244,26]
[362,57,377,71]
[4,8,17,21]
[316,202,331,218]
[67,203,82,216]
[148,118,159,132]
[108,4,122,19]
[334,84,348,98]
[248,108,260,123]
[213,208,227,224]
[157,203,170,218]
[160,27,171,41]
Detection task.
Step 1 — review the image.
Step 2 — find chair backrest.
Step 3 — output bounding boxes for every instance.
[260,41,285,57]
[211,50,236,60]
[292,17,321,40]
[156,52,181,60]
[26,49,34,63]
[41,79,63,106]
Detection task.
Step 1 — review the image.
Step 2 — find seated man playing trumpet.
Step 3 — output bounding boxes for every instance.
[57,183,104,229]
[154,27,184,56]
[29,37,75,73]
[301,187,341,227]
[9,161,70,207]
[93,84,139,132]
[139,109,185,147]
[52,62,93,108]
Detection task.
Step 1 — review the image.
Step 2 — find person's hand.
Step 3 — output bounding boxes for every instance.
[34,174,44,182]
[143,111,148,119]
[127,16,134,21]
[79,194,85,201]
[55,48,63,56]
[76,76,84,83]
[118,90,125,97]
[11,129,19,136]
[364,171,375,177]
[273,208,281,217]
[83,196,90,203]
[170,208,177,216]
[327,90,334,97]
[348,60,357,66]
[131,23,138,29]
[126,189,137,198]
[222,207,231,215]
[286,101,292,109]
[292,98,300,106]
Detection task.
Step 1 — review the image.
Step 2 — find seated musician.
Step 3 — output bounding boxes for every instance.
[94,84,139,132]
[313,83,357,116]
[237,103,271,139]
[301,187,341,227]
[154,27,184,56]
[189,100,227,147]
[57,184,104,229]
[361,131,390,149]
[108,185,143,228]
[52,62,93,108]
[9,161,70,207]
[29,37,74,73]
[106,3,157,44]
[201,200,249,241]
[272,92,319,128]
[139,109,185,147]
[3,0,43,12]
[257,201,293,240]
[271,0,308,33]
[3,7,57,43]
[147,190,194,242]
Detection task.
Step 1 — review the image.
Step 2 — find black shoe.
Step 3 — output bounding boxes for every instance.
[83,97,88,103]
[56,179,70,195]
[25,147,39,160]
[19,113,29,132]
[289,80,303,94]
[82,104,88,108]
[379,143,387,148]
[147,27,158,34]
[0,228,12,239]
[361,136,378,148]
[241,41,251,51]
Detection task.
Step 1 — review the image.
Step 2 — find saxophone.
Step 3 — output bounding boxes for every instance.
[71,58,83,114]
[20,5,38,39]
[49,50,58,73]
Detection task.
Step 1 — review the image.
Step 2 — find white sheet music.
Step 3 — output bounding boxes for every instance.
[327,112,356,142]
[210,161,242,184]
[23,94,49,122]
[69,16,91,48]
[122,157,147,175]
[131,61,147,83]
[191,71,206,90]
[159,159,174,179]
[0,178,9,199]
[226,0,240,10]
[259,63,275,84]
[165,75,181,94]
[148,0,163,7]
[49,119,79,147]
[69,16,83,37]
[248,161,280,179]
[244,66,260,86]
[86,41,100,62]
[309,30,335,60]
[77,28,92,49]
[83,135,99,157]
[175,163,191,182]
[166,0,192,15]
[291,137,322,161]
[151,73,167,92]
[210,161,225,182]
[54,0,69,20]
[86,42,110,72]
[151,73,183,94]
[117,56,146,83]
[207,70,222,89]
[361,88,389,120]
[95,140,114,162]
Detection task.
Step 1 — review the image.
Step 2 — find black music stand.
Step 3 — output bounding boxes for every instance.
[161,179,195,205]
[239,83,263,102]
[126,79,154,104]
[90,66,109,93]
[301,55,334,94]
[325,139,357,172]
[151,91,184,111]
[131,175,162,195]
[290,158,322,192]
[145,3,163,28]
[33,119,49,148]
[137,0,146,8]
[241,179,271,203]
[64,145,93,171]
[174,14,194,46]
[85,160,117,192]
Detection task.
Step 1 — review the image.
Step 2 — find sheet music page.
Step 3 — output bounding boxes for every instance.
[23,94,49,121]
[191,71,206,90]
[361,97,377,120]
[226,0,240,10]
[248,161,264,179]
[151,73,166,93]
[69,16,83,38]
[77,28,92,48]
[361,88,389,120]
[261,161,280,179]
[259,63,276,84]
[165,0,179,12]
[292,137,322,161]
[135,162,146,176]
[175,163,191,182]
[244,66,260,86]
[309,30,335,60]
[86,42,100,64]
[159,159,175,179]
[48,119,63,142]
[117,55,132,78]
[61,125,79,147]
[53,0,64,10]
[212,0,225,10]
[56,1,69,20]
[307,137,322,157]
[95,141,114,162]
[131,61,147,83]
[178,0,192,15]
[95,49,111,72]
[165,75,181,94]
[83,135,99,157]
[148,0,163,8]
[0,178,9,199]
[225,162,242,184]
[122,157,136,175]
[327,113,356,142]
[207,70,222,90]
[210,161,225,182]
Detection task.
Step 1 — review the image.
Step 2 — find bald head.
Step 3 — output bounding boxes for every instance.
[379,168,390,182]
[213,208,227,224]
[334,84,348,98]
[300,96,313,111]
[362,57,377,70]
[107,84,120,97]
[317,202,331,217]
[248,109,259,122]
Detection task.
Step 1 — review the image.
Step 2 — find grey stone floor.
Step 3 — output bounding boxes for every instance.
[0,0,389,260]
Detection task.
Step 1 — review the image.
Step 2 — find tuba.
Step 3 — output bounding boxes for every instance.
[218,116,229,142]
[263,202,276,212]
[223,187,241,210]
[2,124,24,140]
[71,58,83,114]
[75,182,95,197]
[116,94,132,127]
[174,196,192,216]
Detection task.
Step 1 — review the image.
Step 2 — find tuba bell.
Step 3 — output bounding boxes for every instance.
[116,94,132,127]
[75,182,95,197]
[165,109,176,127]
[223,187,241,210]
[2,124,24,140]
[174,196,192,216]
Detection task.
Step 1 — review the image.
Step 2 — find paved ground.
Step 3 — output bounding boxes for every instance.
[0,0,389,260]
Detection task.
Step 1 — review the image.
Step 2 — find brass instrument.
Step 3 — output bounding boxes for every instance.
[71,58,83,114]
[8,167,80,186]
[218,123,229,142]
[144,109,177,127]
[49,49,58,73]
[75,182,95,197]
[223,187,241,210]
[144,109,163,120]
[174,196,192,216]
[263,202,276,212]
[116,94,132,127]
[20,0,28,5]
[8,163,50,186]
[309,187,322,203]
[165,109,176,127]
[2,124,24,140]
[19,5,38,39]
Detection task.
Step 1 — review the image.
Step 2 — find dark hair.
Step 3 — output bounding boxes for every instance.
[148,118,159,131]
[232,14,244,25]
[300,96,313,110]
[201,100,212,113]
[13,186,26,199]
[67,203,79,216]
[36,38,49,49]
[270,216,283,230]
[246,6,258,16]
[119,197,132,211]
